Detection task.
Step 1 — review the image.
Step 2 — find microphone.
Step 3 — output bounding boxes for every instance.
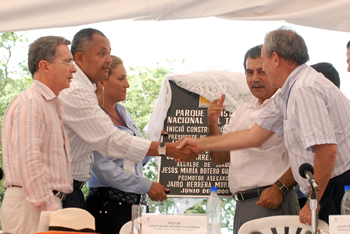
[299,163,319,191]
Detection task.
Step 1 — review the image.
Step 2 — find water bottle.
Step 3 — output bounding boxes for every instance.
[207,187,222,234]
[341,185,350,214]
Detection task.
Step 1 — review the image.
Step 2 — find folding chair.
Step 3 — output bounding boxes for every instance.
[238,215,328,234]
[119,220,132,234]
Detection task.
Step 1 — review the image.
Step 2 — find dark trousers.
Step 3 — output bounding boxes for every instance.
[62,185,86,209]
[86,190,133,234]
[319,170,350,223]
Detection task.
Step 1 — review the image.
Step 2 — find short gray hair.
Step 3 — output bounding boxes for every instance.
[264,27,309,65]
[28,36,71,76]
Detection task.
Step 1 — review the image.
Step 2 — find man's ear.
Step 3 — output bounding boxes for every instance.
[272,52,280,67]
[38,60,50,73]
[74,52,84,67]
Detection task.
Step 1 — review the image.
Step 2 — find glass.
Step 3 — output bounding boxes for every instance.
[50,60,74,67]
[132,204,147,234]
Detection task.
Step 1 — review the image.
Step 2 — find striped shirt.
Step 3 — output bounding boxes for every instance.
[59,65,151,182]
[257,64,350,194]
[2,80,73,211]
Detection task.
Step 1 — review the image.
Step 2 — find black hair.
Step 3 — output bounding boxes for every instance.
[311,62,340,88]
[243,45,262,70]
[71,28,106,60]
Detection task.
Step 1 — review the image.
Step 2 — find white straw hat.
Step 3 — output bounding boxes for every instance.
[49,208,95,233]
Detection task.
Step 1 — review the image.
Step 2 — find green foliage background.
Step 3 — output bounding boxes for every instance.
[0,32,31,203]
[0,32,236,233]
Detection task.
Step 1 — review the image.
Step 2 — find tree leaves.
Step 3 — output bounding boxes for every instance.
[0,32,31,222]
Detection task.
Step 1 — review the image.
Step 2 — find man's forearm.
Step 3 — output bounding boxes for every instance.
[146,142,161,156]
[146,142,186,156]
[208,122,230,165]
[199,123,273,152]
[312,144,337,200]
[273,168,296,193]
[147,141,200,162]
[208,122,221,136]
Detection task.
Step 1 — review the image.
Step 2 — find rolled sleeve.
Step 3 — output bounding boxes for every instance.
[257,101,284,136]
[62,88,151,163]
[124,136,152,163]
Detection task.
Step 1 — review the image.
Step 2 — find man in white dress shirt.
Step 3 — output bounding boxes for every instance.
[59,28,200,208]
[208,45,299,233]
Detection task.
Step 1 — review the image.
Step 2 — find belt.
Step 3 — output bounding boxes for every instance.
[233,185,271,201]
[73,180,85,190]
[8,185,66,201]
[88,187,143,205]
[8,185,22,188]
[53,190,67,201]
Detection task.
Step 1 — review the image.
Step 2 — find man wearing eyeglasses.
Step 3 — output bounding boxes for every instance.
[1,36,76,234]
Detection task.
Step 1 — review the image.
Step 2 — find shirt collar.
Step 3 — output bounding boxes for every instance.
[32,80,65,114]
[32,80,57,101]
[74,65,97,92]
[279,64,307,99]
[115,102,126,113]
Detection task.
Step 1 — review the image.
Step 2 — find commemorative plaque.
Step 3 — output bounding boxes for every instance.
[158,81,232,197]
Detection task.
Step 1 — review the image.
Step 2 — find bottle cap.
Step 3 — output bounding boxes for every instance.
[210,187,218,193]
[345,185,350,191]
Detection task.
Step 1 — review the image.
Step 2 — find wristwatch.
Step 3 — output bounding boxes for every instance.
[158,142,166,157]
[275,180,289,194]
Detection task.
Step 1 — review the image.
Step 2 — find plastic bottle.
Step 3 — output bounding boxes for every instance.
[341,185,350,214]
[206,187,222,234]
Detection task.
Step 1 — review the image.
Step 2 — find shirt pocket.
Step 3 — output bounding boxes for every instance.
[283,119,298,151]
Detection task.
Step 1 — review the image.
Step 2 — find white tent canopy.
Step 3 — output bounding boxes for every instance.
[1,0,350,33]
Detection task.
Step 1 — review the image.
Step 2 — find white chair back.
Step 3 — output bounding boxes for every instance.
[119,220,132,234]
[238,215,328,234]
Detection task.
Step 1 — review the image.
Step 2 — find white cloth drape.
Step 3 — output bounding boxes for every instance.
[146,70,253,142]
[1,0,350,33]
